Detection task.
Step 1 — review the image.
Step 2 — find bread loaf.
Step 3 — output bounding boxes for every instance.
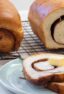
[28,0,64,49]
[0,0,23,52]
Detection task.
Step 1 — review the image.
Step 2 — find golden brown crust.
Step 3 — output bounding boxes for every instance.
[28,19,45,44]
[0,0,23,52]
[47,82,64,94]
[52,73,64,82]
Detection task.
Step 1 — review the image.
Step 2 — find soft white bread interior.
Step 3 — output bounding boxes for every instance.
[28,0,64,49]
[23,53,64,84]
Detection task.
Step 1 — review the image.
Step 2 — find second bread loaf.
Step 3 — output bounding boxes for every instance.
[28,0,64,49]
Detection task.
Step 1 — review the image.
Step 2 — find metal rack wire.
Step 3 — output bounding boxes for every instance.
[0,21,64,60]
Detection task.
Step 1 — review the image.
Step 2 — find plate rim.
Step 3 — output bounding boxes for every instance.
[0,58,27,94]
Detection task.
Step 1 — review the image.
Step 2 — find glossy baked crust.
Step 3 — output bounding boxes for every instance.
[0,0,23,52]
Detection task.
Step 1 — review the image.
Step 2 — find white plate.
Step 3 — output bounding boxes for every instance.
[0,59,56,94]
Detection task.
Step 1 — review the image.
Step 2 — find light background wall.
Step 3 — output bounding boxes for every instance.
[11,0,34,11]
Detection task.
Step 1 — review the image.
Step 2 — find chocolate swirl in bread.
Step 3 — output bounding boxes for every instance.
[32,58,48,71]
[0,0,23,52]
[51,15,64,45]
[28,0,64,49]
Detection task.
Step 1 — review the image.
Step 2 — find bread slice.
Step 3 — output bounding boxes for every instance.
[28,0,64,49]
[46,82,64,94]
[23,53,64,85]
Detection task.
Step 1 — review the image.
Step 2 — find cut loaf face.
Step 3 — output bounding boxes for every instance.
[28,0,64,49]
[23,53,64,85]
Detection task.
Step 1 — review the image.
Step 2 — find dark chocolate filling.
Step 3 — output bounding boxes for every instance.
[32,59,48,71]
[31,59,56,71]
[51,15,64,45]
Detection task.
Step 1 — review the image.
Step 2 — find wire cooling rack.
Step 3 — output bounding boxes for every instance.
[0,21,64,60]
